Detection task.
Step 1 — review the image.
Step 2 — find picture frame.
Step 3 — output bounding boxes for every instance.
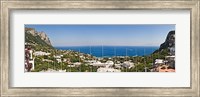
[1,0,199,96]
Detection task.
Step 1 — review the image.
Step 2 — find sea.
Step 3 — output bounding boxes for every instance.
[55,46,159,57]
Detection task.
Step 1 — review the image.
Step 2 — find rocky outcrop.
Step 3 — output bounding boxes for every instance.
[25,28,37,36]
[159,30,175,51]
[154,30,175,55]
[37,32,52,45]
[25,27,52,46]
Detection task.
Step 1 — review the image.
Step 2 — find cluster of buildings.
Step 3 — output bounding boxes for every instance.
[25,44,52,72]
[152,47,175,72]
[152,56,175,72]
[25,42,175,72]
[85,60,134,72]
[97,66,121,72]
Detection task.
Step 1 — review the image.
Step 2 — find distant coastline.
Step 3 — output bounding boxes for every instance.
[55,46,159,57]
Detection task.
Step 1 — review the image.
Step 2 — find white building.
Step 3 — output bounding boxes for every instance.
[90,61,107,67]
[34,51,50,56]
[84,60,97,63]
[114,64,121,69]
[56,59,62,63]
[155,59,164,64]
[122,61,134,68]
[105,61,114,66]
[68,65,75,67]
[54,55,63,59]
[165,56,175,60]
[79,55,85,59]
[97,67,121,72]
[73,62,81,66]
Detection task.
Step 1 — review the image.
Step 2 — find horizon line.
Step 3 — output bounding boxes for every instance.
[53,45,160,47]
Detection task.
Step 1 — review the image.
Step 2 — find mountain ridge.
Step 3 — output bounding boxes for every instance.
[153,30,175,56]
[25,27,53,49]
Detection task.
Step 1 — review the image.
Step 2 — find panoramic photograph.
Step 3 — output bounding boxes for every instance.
[24,25,175,72]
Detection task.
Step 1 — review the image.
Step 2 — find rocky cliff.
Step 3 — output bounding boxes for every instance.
[37,32,52,45]
[159,31,175,50]
[25,27,52,46]
[25,27,53,48]
[153,30,175,55]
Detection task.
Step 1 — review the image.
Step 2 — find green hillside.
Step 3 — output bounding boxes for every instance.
[25,31,54,51]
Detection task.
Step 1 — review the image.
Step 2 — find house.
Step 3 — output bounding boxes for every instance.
[114,64,121,69]
[56,59,62,63]
[97,67,121,72]
[89,61,106,67]
[73,62,81,66]
[105,61,114,66]
[121,61,134,69]
[155,59,164,64]
[34,51,50,56]
[67,65,75,67]
[54,55,62,59]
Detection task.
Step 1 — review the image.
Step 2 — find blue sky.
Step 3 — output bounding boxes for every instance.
[25,25,175,47]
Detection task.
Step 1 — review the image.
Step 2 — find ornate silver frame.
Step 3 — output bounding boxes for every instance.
[1,0,199,96]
